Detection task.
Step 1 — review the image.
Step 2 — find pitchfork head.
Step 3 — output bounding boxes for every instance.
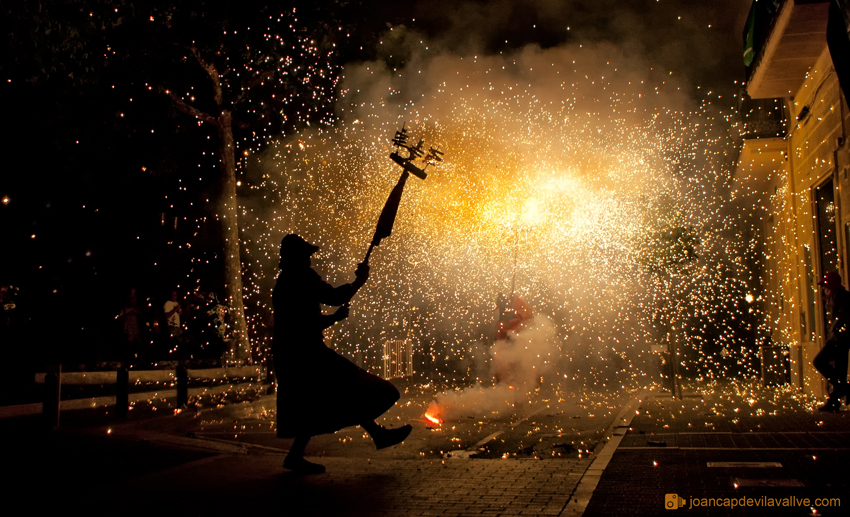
[425,147,444,164]
[388,123,444,180]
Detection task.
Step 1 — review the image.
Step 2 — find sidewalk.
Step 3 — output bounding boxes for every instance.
[7,380,849,516]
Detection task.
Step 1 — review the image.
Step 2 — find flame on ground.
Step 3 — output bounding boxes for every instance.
[424,412,442,426]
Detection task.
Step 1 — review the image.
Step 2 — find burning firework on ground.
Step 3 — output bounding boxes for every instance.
[424,412,442,426]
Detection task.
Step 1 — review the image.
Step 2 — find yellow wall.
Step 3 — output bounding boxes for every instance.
[772,47,850,396]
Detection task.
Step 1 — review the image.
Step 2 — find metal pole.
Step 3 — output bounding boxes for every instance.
[43,364,61,430]
[176,364,188,407]
[116,366,129,418]
[667,324,682,400]
[671,334,682,399]
[511,224,519,297]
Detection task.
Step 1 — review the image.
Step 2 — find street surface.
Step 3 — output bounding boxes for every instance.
[7,379,848,516]
[119,380,635,464]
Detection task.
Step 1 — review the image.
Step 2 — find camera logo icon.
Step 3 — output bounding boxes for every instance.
[665,494,686,510]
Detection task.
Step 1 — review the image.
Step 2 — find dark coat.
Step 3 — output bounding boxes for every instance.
[272,265,399,438]
[826,286,850,343]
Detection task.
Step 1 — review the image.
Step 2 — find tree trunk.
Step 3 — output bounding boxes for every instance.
[217,110,251,362]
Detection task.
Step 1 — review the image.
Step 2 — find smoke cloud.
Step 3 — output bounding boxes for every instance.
[427,318,562,421]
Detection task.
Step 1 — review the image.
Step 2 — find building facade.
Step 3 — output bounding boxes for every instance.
[737,0,850,396]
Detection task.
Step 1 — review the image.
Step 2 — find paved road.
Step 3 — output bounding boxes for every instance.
[5,379,636,516]
[122,380,634,463]
[584,384,850,517]
[13,378,843,516]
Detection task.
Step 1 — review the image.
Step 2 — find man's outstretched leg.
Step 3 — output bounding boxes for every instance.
[361,420,412,450]
[283,435,325,474]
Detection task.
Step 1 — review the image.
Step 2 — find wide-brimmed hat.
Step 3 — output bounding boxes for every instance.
[279,234,319,257]
[819,271,842,290]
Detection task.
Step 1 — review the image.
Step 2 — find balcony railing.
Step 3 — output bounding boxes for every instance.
[737,90,788,139]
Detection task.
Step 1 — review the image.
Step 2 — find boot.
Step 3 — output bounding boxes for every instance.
[835,382,850,406]
[372,424,413,450]
[817,396,841,412]
[283,456,326,474]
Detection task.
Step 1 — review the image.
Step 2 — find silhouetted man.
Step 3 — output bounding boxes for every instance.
[813,271,850,411]
[273,234,411,473]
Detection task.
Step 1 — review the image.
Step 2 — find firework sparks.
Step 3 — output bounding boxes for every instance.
[157,17,760,392]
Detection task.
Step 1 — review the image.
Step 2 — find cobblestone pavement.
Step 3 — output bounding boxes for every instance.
[86,382,625,516]
[584,383,850,517]
[7,381,622,517]
[98,454,592,516]
[12,380,850,516]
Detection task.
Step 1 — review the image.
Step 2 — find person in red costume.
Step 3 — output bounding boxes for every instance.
[495,293,533,341]
[493,293,534,385]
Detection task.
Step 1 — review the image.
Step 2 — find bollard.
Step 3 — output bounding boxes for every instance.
[176,364,188,407]
[116,366,129,418]
[43,364,61,430]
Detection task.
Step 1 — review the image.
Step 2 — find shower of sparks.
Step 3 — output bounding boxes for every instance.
[230,42,761,393]
[159,18,763,395]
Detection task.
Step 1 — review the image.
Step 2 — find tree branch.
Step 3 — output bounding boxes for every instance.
[166,90,219,126]
[231,69,276,105]
[189,45,223,106]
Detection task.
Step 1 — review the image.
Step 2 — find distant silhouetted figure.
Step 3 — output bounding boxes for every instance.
[118,288,142,363]
[163,290,184,359]
[0,285,18,333]
[163,290,183,339]
[201,291,227,362]
[273,234,411,474]
[813,271,850,411]
[0,285,21,352]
